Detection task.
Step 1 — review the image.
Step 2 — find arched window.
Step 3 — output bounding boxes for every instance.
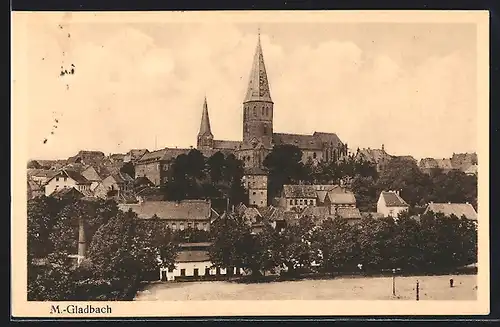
[253,107,257,117]
[262,107,265,116]
[266,107,269,116]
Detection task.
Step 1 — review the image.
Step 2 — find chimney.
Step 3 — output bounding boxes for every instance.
[77,217,87,262]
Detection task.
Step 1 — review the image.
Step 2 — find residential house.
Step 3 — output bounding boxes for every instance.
[124,149,149,163]
[423,202,477,221]
[355,146,393,172]
[27,169,58,186]
[134,147,217,186]
[27,179,43,199]
[464,164,478,176]
[377,190,409,218]
[451,153,478,172]
[322,187,357,214]
[50,187,86,200]
[133,176,155,191]
[159,242,243,281]
[67,150,106,166]
[101,172,135,197]
[336,207,363,224]
[44,169,93,196]
[81,166,104,191]
[118,199,217,232]
[279,185,318,211]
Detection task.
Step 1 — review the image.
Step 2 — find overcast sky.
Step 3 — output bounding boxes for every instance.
[15,13,478,161]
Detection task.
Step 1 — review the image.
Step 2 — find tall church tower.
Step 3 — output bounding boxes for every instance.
[197,96,214,150]
[242,31,274,149]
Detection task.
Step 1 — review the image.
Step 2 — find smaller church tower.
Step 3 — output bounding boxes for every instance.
[197,96,214,150]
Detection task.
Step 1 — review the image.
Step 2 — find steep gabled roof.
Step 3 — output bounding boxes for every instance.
[380,191,409,207]
[198,96,213,138]
[81,166,102,182]
[272,133,324,150]
[326,190,356,205]
[282,185,317,198]
[424,202,477,220]
[244,32,273,103]
[337,207,362,220]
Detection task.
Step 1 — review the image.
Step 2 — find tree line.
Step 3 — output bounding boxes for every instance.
[209,211,478,278]
[263,145,478,212]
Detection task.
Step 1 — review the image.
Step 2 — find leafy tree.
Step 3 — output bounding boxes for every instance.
[263,144,306,200]
[316,217,360,273]
[175,227,211,243]
[272,216,318,275]
[350,175,378,212]
[209,213,265,276]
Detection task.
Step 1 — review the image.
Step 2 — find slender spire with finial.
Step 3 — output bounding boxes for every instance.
[198,95,213,137]
[243,28,272,103]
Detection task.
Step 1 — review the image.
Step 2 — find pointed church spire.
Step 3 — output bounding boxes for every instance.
[244,30,273,103]
[198,96,213,137]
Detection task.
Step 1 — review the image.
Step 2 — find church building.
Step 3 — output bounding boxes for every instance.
[195,31,348,207]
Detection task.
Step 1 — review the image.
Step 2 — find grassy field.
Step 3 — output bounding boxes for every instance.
[134,274,477,301]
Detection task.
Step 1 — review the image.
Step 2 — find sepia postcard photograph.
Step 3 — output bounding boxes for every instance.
[11,10,490,318]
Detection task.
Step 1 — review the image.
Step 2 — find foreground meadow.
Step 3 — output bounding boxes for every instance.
[134,274,477,301]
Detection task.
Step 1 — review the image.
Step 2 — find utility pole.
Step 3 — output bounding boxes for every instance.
[392,268,396,296]
[416,280,420,301]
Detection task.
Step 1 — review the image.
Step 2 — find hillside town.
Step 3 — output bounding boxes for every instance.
[27,31,478,301]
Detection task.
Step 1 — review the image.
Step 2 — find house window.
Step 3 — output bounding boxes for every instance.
[289,199,293,205]
[260,201,263,204]
[180,223,184,231]
[253,191,256,195]
[163,164,168,171]
[203,223,208,231]
[194,268,199,277]
[187,222,192,229]
[196,222,201,230]
[63,177,67,182]
[294,199,298,205]
[313,152,317,159]
[180,269,186,276]
[262,107,265,115]
[56,177,59,182]
[310,200,314,205]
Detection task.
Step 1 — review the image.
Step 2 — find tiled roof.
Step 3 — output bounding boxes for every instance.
[244,166,268,175]
[81,166,102,182]
[312,132,343,146]
[337,207,362,220]
[213,140,241,150]
[27,179,42,191]
[419,158,439,169]
[435,158,454,170]
[380,191,409,207]
[27,169,58,179]
[301,206,330,218]
[110,172,134,184]
[272,133,324,150]
[118,200,212,221]
[326,190,356,204]
[464,164,478,175]
[176,250,210,263]
[282,185,317,198]
[244,33,273,103]
[51,187,85,199]
[425,203,477,220]
[63,169,92,184]
[316,190,328,203]
[356,148,391,163]
[361,212,385,219]
[137,147,218,164]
